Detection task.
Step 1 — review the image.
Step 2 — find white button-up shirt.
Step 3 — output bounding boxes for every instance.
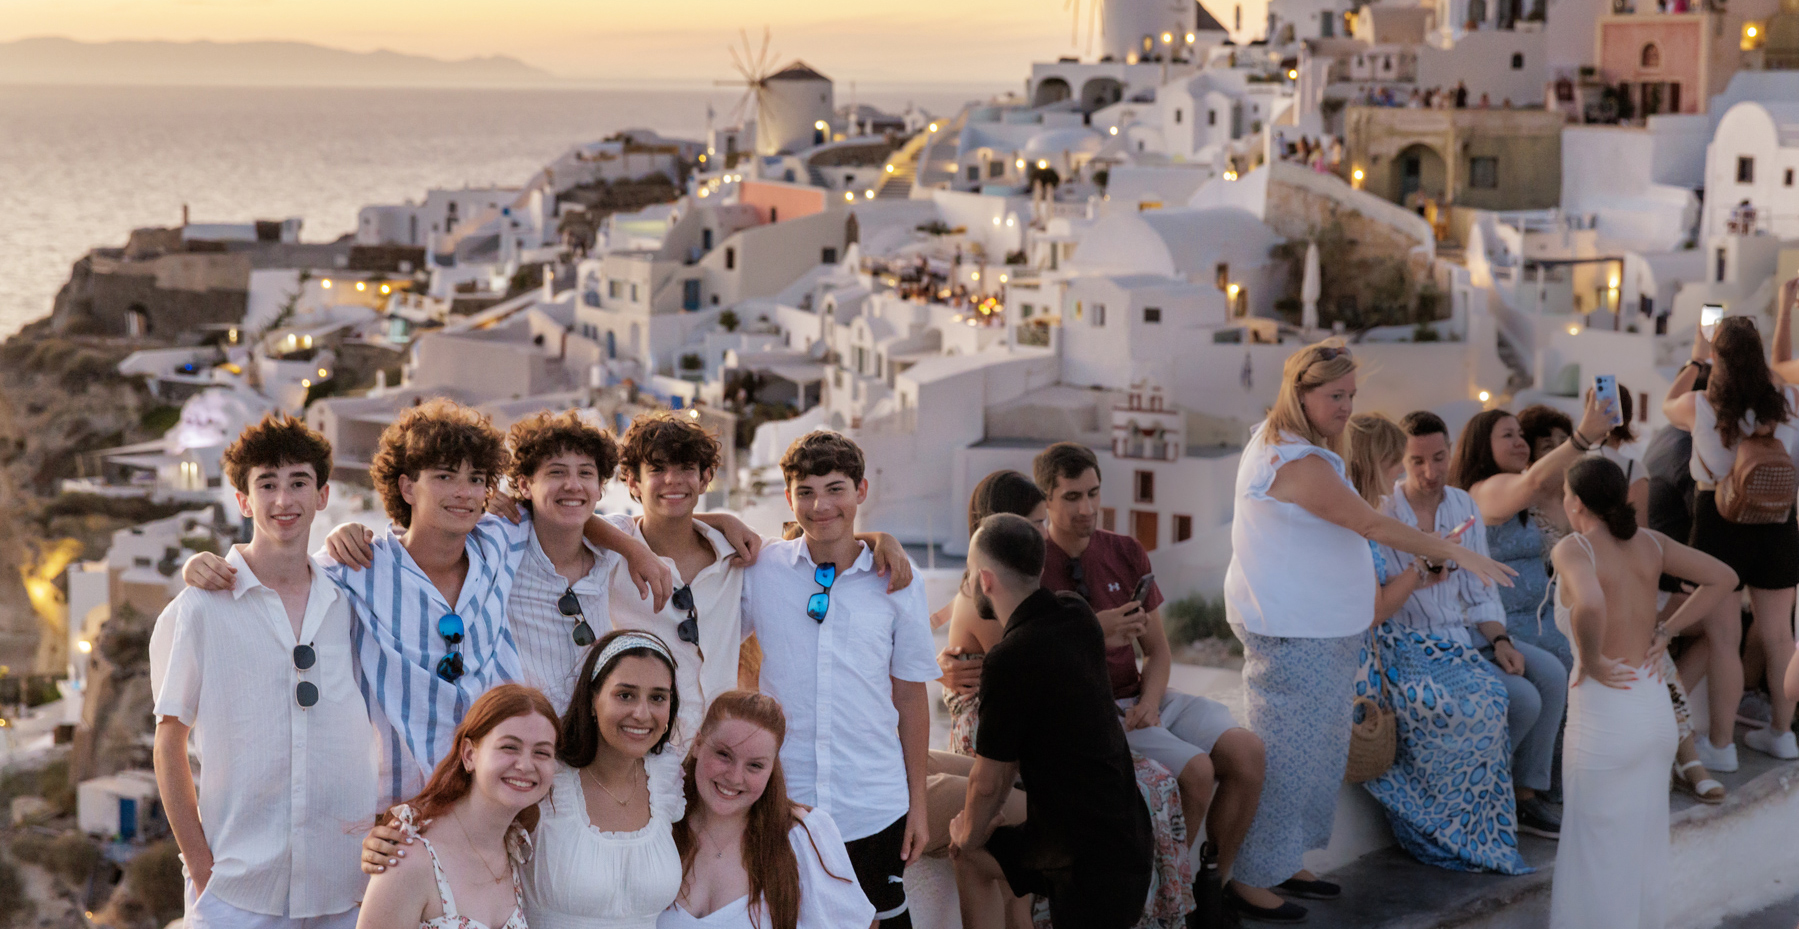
[325,514,528,804]
[507,512,617,714]
[604,514,744,750]
[1376,481,1506,647]
[148,547,377,918]
[741,539,937,841]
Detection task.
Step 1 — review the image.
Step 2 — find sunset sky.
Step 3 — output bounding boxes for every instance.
[0,0,1092,86]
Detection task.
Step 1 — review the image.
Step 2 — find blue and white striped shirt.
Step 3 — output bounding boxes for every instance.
[324,514,530,804]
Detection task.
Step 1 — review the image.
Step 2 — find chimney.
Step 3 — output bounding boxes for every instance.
[181,204,190,227]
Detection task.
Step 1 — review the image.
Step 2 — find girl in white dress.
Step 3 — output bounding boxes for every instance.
[658,691,873,929]
[358,684,560,929]
[366,631,687,929]
[1547,459,1736,929]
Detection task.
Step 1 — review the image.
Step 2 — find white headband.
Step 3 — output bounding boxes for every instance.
[591,631,675,681]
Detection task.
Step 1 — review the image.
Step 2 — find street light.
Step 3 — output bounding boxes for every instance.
[1478,390,1492,403]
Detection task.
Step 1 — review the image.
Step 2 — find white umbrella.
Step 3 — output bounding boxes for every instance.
[1301,240,1321,333]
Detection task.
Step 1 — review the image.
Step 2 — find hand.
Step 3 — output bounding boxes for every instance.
[486,493,524,524]
[1415,560,1449,589]
[1576,654,1638,689]
[325,523,376,569]
[1095,602,1148,648]
[1492,639,1527,675]
[947,810,973,859]
[1692,317,1714,364]
[181,552,235,591]
[899,805,930,866]
[1122,698,1161,731]
[1447,548,1516,588]
[1646,626,1673,664]
[711,513,762,566]
[360,823,410,875]
[1576,386,1613,444]
[870,533,914,593]
[937,646,983,695]
[1782,276,1799,317]
[187,850,214,896]
[621,538,673,612]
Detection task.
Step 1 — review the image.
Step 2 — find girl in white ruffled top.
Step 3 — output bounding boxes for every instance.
[659,691,873,929]
[366,631,688,929]
[358,684,561,929]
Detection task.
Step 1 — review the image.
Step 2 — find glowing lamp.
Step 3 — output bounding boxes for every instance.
[1478,390,1491,402]
[321,279,332,289]
[356,281,366,291]
[1288,68,1299,80]
[929,122,939,132]
[1036,159,1049,169]
[814,120,828,130]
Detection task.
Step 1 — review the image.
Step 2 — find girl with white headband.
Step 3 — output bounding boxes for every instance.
[366,630,686,928]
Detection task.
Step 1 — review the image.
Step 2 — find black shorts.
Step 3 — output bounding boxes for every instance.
[844,814,909,924]
[1691,490,1799,590]
[987,824,1150,929]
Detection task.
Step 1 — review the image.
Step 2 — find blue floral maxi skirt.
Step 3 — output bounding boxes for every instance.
[1230,625,1363,889]
[1356,623,1532,875]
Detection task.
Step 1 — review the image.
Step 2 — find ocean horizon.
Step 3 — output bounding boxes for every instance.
[0,82,996,340]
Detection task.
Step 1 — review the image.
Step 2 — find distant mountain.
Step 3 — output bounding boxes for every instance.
[0,37,559,87]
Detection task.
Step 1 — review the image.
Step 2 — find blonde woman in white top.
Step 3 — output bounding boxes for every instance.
[660,691,873,929]
[1221,340,1514,921]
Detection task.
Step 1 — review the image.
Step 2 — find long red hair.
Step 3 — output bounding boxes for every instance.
[386,683,561,835]
[673,692,852,929]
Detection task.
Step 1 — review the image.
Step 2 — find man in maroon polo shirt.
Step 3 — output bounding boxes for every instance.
[1033,442,1284,914]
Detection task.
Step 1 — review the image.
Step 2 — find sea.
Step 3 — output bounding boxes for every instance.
[0,83,992,340]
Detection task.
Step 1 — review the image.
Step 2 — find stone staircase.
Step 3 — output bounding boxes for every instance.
[876,132,927,200]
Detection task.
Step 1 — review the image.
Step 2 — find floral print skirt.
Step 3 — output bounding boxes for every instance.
[943,690,1194,928]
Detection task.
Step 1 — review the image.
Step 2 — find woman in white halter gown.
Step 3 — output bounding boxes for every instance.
[1546,458,1736,929]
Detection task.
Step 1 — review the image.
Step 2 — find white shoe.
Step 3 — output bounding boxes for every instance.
[1695,737,1739,773]
[1744,728,1799,760]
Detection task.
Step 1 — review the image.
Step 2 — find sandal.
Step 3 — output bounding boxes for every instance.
[1673,759,1725,804]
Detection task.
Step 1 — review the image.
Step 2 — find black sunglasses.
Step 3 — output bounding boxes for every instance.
[1069,557,1092,602]
[672,585,702,659]
[1314,345,1351,362]
[436,612,465,683]
[558,588,597,647]
[293,643,319,708]
[806,563,837,623]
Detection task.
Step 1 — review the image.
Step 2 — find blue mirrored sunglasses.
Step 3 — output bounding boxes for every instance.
[436,612,465,682]
[806,562,837,624]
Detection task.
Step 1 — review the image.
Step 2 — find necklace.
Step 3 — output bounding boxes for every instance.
[583,760,641,806]
[699,818,740,860]
[450,809,511,885]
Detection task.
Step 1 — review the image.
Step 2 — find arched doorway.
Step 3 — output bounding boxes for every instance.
[125,304,150,337]
[1080,77,1124,112]
[1393,143,1447,206]
[1033,77,1072,107]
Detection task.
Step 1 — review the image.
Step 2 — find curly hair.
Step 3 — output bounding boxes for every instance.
[1516,404,1573,462]
[616,411,723,492]
[508,410,619,499]
[779,429,864,486]
[369,397,508,529]
[222,412,332,493]
[1708,317,1789,448]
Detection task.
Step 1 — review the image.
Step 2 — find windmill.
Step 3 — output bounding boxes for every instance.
[715,27,779,147]
[1065,0,1103,57]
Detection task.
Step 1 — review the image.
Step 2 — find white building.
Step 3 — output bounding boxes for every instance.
[1700,100,1799,241]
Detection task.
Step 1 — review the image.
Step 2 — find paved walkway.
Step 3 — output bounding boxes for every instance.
[1720,895,1799,929]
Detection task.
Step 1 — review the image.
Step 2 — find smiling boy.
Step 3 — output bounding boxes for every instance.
[740,429,938,929]
[150,414,375,929]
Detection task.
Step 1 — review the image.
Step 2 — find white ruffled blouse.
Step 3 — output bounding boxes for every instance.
[655,808,874,929]
[523,752,686,929]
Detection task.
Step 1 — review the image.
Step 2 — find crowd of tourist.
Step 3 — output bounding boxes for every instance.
[145,291,1799,929]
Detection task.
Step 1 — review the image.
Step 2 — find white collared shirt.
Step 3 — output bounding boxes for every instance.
[148,547,376,918]
[324,513,529,804]
[508,511,617,714]
[604,514,745,750]
[740,538,937,841]
[1376,482,1506,647]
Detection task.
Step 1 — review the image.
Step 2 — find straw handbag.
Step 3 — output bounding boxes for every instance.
[1344,641,1396,784]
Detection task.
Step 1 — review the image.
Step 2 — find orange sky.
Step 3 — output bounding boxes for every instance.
[0,0,1093,86]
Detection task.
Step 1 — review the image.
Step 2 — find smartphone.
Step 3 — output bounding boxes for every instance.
[1446,515,1478,541]
[1595,374,1623,428]
[1131,573,1156,607]
[1701,304,1724,340]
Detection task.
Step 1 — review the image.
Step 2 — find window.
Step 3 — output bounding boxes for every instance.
[1144,306,1162,323]
[725,247,736,270]
[1175,108,1184,124]
[1131,510,1159,551]
[1216,263,1230,290]
[1320,9,1334,35]
[1134,470,1155,503]
[1021,303,1034,317]
[608,279,621,299]
[989,160,1005,178]
[821,247,838,264]
[1511,52,1524,69]
[1641,43,1661,68]
[1739,156,1755,183]
[1470,156,1499,189]
[1101,507,1117,532]
[967,164,980,181]
[1786,168,1794,187]
[770,207,778,222]
[1174,514,1193,542]
[702,228,713,251]
[134,557,152,568]
[682,279,700,311]
[1092,303,1107,326]
[630,283,640,302]
[1208,109,1217,126]
[1717,247,1728,282]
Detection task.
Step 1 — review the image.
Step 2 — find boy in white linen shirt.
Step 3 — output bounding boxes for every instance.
[741,430,938,929]
[150,413,376,929]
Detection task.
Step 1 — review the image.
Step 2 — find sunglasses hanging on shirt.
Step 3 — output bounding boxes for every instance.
[806,563,837,623]
[293,643,319,708]
[1069,556,1092,602]
[436,612,465,683]
[672,585,702,659]
[558,588,597,647]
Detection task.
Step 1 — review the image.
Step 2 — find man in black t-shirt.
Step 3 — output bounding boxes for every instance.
[950,514,1152,929]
